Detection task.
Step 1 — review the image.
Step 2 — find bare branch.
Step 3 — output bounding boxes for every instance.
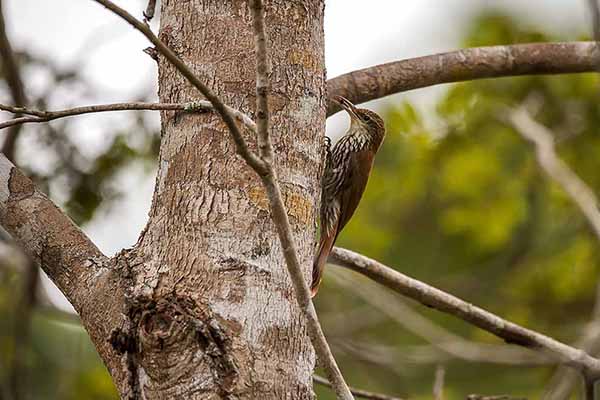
[4,242,38,400]
[248,1,352,398]
[322,306,387,338]
[330,271,552,366]
[0,154,111,312]
[0,0,27,162]
[90,0,266,173]
[588,0,600,45]
[0,101,257,133]
[508,108,600,241]
[329,247,600,378]
[543,287,600,399]
[336,338,551,368]
[143,0,157,23]
[250,0,273,163]
[585,378,596,400]
[433,365,445,400]
[326,42,600,116]
[507,109,600,398]
[313,375,405,400]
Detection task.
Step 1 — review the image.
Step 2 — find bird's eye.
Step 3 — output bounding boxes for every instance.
[362,115,370,122]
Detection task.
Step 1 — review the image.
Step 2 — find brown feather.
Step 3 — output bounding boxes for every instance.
[311,217,339,297]
[336,149,374,233]
[310,96,385,296]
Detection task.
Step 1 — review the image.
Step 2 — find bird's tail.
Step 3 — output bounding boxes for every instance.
[311,229,337,297]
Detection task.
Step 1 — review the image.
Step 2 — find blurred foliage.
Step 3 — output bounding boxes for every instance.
[316,13,600,400]
[1,9,600,400]
[0,267,118,399]
[2,51,159,225]
[1,33,156,400]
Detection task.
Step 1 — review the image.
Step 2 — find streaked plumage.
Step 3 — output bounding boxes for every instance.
[311,96,385,296]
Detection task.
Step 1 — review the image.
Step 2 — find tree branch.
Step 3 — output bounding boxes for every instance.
[329,247,600,378]
[250,0,273,164]
[507,108,600,399]
[0,152,131,393]
[330,270,552,366]
[0,0,27,162]
[313,375,404,400]
[508,108,600,241]
[12,262,38,395]
[0,154,112,313]
[143,0,157,23]
[326,42,600,116]
[336,338,551,368]
[0,241,32,398]
[90,0,266,173]
[433,365,445,400]
[588,0,600,45]
[542,285,600,399]
[0,101,257,133]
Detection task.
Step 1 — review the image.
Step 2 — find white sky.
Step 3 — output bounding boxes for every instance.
[2,0,590,309]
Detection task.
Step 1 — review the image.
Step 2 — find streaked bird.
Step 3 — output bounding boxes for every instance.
[311,96,386,296]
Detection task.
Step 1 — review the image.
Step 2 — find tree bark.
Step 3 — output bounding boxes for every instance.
[118,0,325,398]
[0,154,130,392]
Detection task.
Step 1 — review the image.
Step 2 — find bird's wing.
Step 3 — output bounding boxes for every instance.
[335,148,374,234]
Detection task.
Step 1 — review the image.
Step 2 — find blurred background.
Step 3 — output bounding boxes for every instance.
[0,0,598,399]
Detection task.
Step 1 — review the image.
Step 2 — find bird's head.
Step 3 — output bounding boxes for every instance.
[334,95,385,144]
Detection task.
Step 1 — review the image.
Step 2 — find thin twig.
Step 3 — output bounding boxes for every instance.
[0,242,37,400]
[9,261,38,400]
[0,101,257,133]
[588,0,600,46]
[433,365,445,400]
[90,0,266,173]
[330,271,552,366]
[508,108,600,398]
[585,377,596,400]
[508,108,600,241]
[335,338,551,368]
[250,0,273,163]
[542,286,600,399]
[329,247,600,378]
[0,0,27,162]
[248,1,352,398]
[322,306,387,338]
[313,375,404,400]
[143,0,157,23]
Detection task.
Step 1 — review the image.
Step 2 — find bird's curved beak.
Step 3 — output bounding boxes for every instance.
[333,96,359,120]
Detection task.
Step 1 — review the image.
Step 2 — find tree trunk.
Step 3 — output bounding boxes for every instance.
[110,1,326,398]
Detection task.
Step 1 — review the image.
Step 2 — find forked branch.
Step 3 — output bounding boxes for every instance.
[508,108,600,240]
[0,101,257,133]
[329,247,600,378]
[313,375,404,400]
[91,0,266,173]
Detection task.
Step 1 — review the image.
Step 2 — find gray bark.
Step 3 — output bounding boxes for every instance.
[121,0,325,398]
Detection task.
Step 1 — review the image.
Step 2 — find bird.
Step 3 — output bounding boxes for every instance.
[311,96,386,297]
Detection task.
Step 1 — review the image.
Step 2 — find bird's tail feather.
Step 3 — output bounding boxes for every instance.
[311,229,337,297]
